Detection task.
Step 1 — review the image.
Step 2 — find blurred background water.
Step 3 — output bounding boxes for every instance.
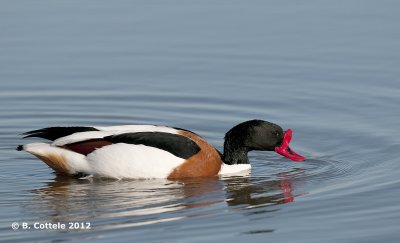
[1,0,399,242]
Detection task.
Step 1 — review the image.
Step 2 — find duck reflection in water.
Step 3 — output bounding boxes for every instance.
[222,174,299,207]
[27,171,304,225]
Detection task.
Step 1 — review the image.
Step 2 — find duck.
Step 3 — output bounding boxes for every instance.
[17,119,305,179]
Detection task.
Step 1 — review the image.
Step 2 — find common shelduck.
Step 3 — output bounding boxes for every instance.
[17,119,305,179]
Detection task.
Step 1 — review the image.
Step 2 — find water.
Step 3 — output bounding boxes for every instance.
[1,0,399,242]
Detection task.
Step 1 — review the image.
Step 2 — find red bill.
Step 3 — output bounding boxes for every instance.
[275,129,306,162]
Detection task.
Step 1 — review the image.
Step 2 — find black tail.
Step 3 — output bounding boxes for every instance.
[22,126,99,141]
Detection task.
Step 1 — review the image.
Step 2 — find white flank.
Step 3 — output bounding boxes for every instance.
[86,143,184,179]
[218,163,251,176]
[53,125,178,146]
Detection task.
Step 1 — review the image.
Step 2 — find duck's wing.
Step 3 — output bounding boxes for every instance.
[61,132,200,159]
[23,125,200,159]
[23,125,178,145]
[22,126,99,141]
[60,131,199,158]
[103,132,200,159]
[49,125,177,146]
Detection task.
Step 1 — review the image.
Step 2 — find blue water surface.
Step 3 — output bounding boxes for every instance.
[0,1,399,242]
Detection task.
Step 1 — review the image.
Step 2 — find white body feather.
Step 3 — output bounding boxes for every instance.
[218,164,251,176]
[86,144,184,179]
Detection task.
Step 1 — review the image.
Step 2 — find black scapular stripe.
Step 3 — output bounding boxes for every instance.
[104,132,200,159]
[22,126,99,141]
